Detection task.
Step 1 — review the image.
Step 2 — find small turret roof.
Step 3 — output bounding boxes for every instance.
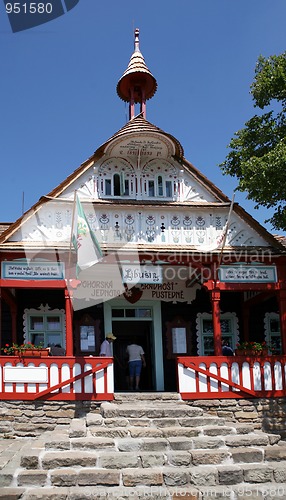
[117,28,157,103]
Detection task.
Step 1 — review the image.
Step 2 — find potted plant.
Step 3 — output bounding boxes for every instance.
[1,342,50,357]
[235,341,269,356]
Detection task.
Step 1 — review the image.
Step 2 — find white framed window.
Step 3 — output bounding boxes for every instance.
[148,180,155,197]
[102,172,132,197]
[165,180,172,197]
[23,304,65,348]
[111,307,152,319]
[142,159,179,200]
[104,178,112,196]
[157,175,163,196]
[98,159,135,199]
[196,312,239,355]
[143,174,174,198]
[264,312,282,354]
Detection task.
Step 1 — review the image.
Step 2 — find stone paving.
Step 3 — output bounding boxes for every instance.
[0,393,286,499]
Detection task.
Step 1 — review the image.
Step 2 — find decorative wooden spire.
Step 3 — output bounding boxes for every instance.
[117,28,157,120]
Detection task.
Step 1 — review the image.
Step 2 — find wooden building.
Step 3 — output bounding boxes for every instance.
[0,30,286,401]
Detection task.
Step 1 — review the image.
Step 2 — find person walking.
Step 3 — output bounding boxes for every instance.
[100,333,116,356]
[126,338,146,391]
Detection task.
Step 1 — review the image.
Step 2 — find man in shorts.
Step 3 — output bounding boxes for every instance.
[126,339,146,391]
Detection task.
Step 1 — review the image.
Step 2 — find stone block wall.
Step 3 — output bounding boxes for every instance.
[0,397,285,439]
[188,398,286,439]
[0,400,101,437]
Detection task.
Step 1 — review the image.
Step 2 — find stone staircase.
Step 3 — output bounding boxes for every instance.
[1,393,286,499]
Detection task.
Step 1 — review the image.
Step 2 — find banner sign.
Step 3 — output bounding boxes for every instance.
[121,265,163,284]
[218,265,277,283]
[1,262,65,280]
[4,367,48,383]
[71,256,126,310]
[73,265,200,307]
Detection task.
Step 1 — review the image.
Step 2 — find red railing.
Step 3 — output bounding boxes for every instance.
[177,355,286,399]
[0,356,114,401]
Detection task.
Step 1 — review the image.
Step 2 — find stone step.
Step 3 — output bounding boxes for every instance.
[89,426,131,438]
[44,430,277,453]
[88,425,202,438]
[264,443,286,461]
[10,462,286,489]
[85,415,261,437]
[201,424,237,436]
[1,396,286,496]
[46,436,116,451]
[19,437,286,472]
[224,433,270,447]
[114,392,182,402]
[86,413,227,428]
[157,416,225,427]
[1,483,286,499]
[2,440,286,496]
[100,402,204,419]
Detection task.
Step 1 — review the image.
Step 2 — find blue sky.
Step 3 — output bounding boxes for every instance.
[0,0,285,235]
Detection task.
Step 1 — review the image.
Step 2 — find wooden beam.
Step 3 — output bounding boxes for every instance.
[0,279,66,289]
[203,280,281,292]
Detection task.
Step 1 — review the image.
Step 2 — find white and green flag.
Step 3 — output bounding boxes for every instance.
[72,195,102,271]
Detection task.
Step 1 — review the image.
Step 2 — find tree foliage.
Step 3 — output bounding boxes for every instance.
[220,52,286,231]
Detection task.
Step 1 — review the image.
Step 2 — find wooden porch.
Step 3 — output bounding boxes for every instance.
[0,355,114,401]
[1,353,286,401]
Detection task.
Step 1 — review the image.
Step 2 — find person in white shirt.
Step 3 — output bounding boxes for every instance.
[126,339,146,391]
[100,333,116,356]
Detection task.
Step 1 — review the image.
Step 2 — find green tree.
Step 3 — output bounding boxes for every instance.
[220,52,286,231]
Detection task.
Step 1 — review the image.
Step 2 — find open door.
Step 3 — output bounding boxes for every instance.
[112,321,153,391]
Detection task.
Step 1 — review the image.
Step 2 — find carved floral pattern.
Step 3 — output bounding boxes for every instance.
[183,216,192,227]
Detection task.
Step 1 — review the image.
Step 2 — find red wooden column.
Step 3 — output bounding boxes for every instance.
[65,288,74,356]
[140,87,146,118]
[278,289,286,355]
[129,88,135,120]
[211,287,222,355]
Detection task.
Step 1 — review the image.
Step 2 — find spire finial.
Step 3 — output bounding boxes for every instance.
[134,28,140,52]
[117,28,157,120]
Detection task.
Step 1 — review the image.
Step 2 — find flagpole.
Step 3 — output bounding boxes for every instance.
[68,190,77,272]
[216,194,235,280]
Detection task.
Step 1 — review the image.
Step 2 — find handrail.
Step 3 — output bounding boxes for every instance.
[0,355,114,401]
[177,355,286,399]
[33,359,110,400]
[178,358,256,396]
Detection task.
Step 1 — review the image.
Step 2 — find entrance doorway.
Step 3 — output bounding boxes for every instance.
[112,321,153,391]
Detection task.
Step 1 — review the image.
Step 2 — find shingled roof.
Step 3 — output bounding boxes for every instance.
[101,114,184,158]
[0,223,11,236]
[117,28,157,103]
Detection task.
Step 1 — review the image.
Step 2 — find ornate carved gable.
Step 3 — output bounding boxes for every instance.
[1,121,283,253]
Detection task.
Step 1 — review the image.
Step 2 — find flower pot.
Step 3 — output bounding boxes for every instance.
[24,350,39,356]
[235,349,248,356]
[235,348,269,356]
[15,349,40,357]
[38,348,50,357]
[260,348,269,356]
[14,348,50,357]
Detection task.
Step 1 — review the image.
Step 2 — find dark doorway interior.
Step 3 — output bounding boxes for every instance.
[112,321,153,391]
